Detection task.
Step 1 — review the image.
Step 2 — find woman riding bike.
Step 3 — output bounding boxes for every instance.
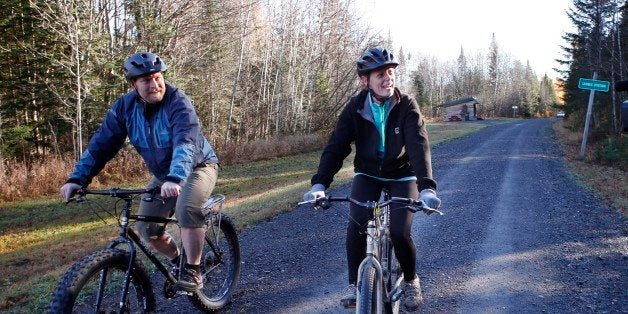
[303,47,441,311]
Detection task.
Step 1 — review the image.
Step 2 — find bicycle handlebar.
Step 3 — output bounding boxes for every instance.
[69,186,162,203]
[298,195,443,215]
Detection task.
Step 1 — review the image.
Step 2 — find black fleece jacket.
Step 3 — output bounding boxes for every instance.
[311,88,437,191]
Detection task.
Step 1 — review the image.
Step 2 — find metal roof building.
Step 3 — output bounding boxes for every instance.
[438,97,481,122]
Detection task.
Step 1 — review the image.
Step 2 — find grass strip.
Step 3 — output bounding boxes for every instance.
[552,121,627,214]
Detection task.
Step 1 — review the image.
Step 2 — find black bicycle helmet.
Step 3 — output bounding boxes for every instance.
[124,52,167,80]
[356,47,399,76]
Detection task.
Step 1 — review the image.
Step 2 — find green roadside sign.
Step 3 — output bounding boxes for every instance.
[578,78,610,92]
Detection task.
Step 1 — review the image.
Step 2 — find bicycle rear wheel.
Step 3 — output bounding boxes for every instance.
[47,249,155,313]
[357,264,378,313]
[187,212,241,311]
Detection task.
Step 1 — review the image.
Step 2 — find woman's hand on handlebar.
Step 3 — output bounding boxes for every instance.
[303,184,326,202]
[299,185,330,210]
[419,189,441,210]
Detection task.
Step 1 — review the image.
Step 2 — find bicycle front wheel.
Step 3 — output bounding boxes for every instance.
[47,249,155,313]
[357,265,378,314]
[188,212,241,311]
[382,237,401,314]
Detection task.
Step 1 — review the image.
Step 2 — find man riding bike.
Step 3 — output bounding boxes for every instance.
[303,47,441,311]
[60,52,219,293]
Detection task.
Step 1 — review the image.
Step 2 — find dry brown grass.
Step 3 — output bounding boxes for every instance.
[552,120,627,215]
[0,134,326,203]
[217,134,326,166]
[0,157,71,202]
[0,148,150,202]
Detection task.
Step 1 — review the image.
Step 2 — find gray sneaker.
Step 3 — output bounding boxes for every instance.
[340,284,357,308]
[403,277,423,311]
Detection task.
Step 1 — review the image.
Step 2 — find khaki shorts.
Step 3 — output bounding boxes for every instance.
[135,164,218,240]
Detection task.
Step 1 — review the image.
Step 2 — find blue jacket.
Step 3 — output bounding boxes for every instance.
[68,84,219,186]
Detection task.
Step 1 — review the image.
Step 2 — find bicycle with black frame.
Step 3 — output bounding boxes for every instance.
[47,186,241,313]
[299,190,442,314]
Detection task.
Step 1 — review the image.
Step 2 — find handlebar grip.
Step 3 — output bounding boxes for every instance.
[297,196,330,209]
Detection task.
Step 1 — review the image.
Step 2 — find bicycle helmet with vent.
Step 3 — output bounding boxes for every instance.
[124,52,167,80]
[356,47,398,76]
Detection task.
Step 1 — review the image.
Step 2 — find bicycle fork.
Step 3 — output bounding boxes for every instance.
[97,201,143,313]
[356,220,384,314]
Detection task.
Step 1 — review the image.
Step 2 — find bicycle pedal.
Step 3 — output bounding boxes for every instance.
[391,289,403,302]
[175,290,195,296]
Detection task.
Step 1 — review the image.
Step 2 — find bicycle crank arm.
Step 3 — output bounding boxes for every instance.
[390,276,405,302]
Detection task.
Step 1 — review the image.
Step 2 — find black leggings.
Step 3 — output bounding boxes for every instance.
[346,175,419,284]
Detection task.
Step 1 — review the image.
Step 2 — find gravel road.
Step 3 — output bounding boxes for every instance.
[158,119,627,313]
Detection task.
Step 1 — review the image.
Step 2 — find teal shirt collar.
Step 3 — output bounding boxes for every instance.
[368,92,391,154]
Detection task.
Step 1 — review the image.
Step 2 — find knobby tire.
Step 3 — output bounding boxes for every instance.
[47,248,155,313]
[357,265,378,314]
[187,212,241,311]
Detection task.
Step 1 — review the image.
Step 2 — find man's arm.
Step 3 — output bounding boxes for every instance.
[67,100,128,186]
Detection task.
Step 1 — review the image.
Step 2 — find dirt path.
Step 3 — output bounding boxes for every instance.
[158,119,627,313]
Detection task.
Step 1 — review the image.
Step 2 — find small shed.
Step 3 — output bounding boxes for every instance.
[440,97,480,122]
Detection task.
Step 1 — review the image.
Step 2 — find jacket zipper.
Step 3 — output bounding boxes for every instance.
[143,105,163,177]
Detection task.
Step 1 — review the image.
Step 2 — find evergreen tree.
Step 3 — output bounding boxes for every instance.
[397,46,407,90]
[522,61,540,117]
[411,70,429,113]
[539,74,559,116]
[0,0,68,162]
[488,33,499,114]
[455,46,467,97]
[560,0,619,132]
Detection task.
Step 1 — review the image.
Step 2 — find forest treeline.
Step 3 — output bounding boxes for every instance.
[0,0,625,199]
[559,1,626,135]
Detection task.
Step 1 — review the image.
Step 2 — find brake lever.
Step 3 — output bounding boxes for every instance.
[423,207,444,215]
[143,195,165,204]
[297,200,314,206]
[141,186,165,204]
[298,197,330,210]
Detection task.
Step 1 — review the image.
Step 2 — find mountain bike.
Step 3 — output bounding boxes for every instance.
[47,186,241,313]
[300,192,442,314]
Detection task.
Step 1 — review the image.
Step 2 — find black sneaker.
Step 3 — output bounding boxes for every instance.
[176,267,203,292]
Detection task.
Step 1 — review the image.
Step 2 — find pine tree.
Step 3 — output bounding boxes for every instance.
[397,46,407,90]
[539,74,559,116]
[522,61,540,117]
[0,0,67,162]
[488,33,500,115]
[456,46,467,97]
[560,0,619,132]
